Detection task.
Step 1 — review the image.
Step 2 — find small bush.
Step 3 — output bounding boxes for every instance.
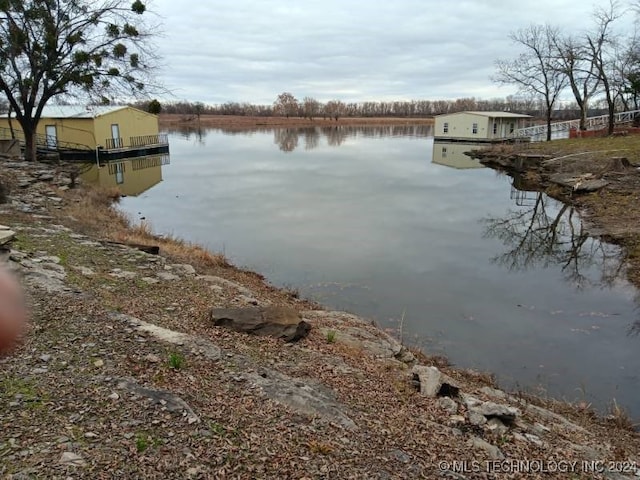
[168,352,185,370]
[326,330,337,343]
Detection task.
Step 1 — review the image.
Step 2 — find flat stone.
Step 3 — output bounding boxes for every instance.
[170,263,196,275]
[210,306,311,342]
[469,401,520,422]
[479,386,507,400]
[156,271,180,281]
[109,270,137,279]
[0,230,16,245]
[469,436,504,460]
[141,277,160,285]
[59,452,86,467]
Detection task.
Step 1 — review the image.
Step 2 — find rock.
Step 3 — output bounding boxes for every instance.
[468,401,520,423]
[39,354,52,362]
[486,418,509,436]
[0,229,16,245]
[412,365,459,397]
[234,294,260,305]
[109,269,137,279]
[438,396,458,414]
[108,392,120,401]
[170,263,196,275]
[524,433,544,447]
[144,354,161,363]
[210,306,311,342]
[156,271,180,281]
[116,379,200,424]
[449,415,466,425]
[93,359,104,367]
[111,312,221,361]
[469,436,504,460]
[479,386,507,400]
[59,452,86,467]
[468,411,487,426]
[73,266,95,276]
[84,432,98,439]
[141,277,160,284]
[196,275,256,297]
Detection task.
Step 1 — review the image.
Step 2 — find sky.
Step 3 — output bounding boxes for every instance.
[149,0,632,105]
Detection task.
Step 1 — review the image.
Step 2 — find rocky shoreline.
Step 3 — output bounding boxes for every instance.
[0,158,638,479]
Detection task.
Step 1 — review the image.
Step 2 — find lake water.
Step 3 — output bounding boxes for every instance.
[117,125,640,419]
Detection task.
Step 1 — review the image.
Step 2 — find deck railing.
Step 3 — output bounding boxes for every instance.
[103,133,169,150]
[514,109,640,138]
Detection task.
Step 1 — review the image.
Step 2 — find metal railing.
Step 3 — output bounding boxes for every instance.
[0,126,92,151]
[104,133,169,150]
[131,154,170,171]
[514,109,640,138]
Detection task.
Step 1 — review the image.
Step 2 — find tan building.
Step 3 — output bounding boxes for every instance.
[434,111,531,142]
[0,105,168,160]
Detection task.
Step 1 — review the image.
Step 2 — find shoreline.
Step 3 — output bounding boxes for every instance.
[470,136,640,292]
[0,156,638,477]
[159,113,435,129]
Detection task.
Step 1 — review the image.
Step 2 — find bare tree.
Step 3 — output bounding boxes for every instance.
[0,0,159,161]
[551,34,600,130]
[586,1,624,135]
[273,92,299,118]
[494,24,567,141]
[324,100,346,121]
[302,97,321,120]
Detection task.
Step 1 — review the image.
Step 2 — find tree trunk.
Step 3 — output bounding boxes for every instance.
[546,109,552,142]
[580,106,587,131]
[21,123,37,162]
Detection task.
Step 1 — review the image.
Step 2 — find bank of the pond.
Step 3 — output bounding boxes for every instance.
[159,113,434,129]
[0,158,638,479]
[472,135,640,290]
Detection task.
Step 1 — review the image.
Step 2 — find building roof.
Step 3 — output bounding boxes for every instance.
[8,105,129,119]
[439,111,531,119]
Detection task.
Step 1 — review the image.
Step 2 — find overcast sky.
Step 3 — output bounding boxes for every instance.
[150,0,633,105]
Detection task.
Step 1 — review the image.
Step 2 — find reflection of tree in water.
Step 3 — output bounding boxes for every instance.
[302,127,320,150]
[482,192,625,290]
[167,126,205,145]
[322,126,349,147]
[273,129,299,152]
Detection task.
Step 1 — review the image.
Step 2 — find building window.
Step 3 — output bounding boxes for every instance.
[443,122,449,134]
[493,123,498,135]
[472,123,478,134]
[442,147,447,158]
[509,123,515,134]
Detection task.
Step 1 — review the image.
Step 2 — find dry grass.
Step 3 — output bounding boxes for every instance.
[61,185,228,270]
[159,114,435,129]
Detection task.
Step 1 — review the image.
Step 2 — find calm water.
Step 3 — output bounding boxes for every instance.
[118,126,640,419]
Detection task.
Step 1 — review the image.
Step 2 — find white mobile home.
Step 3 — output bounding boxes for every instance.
[434,111,531,142]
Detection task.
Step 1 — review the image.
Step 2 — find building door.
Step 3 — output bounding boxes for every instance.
[111,124,121,148]
[45,125,57,149]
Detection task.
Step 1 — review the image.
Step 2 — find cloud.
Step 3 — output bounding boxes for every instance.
[149,0,635,104]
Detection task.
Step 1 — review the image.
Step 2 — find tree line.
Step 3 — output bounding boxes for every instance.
[132,95,605,121]
[494,0,640,140]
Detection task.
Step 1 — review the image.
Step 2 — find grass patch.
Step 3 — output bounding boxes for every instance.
[60,185,228,271]
[326,330,337,343]
[168,352,185,370]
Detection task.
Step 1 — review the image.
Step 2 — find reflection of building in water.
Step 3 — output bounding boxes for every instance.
[81,154,170,196]
[431,142,484,169]
[510,174,542,207]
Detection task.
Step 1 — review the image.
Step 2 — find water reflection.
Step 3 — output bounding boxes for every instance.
[431,142,485,169]
[166,124,432,151]
[482,192,625,290]
[80,154,170,196]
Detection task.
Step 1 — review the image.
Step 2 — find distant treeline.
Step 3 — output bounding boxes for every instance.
[132,95,607,121]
